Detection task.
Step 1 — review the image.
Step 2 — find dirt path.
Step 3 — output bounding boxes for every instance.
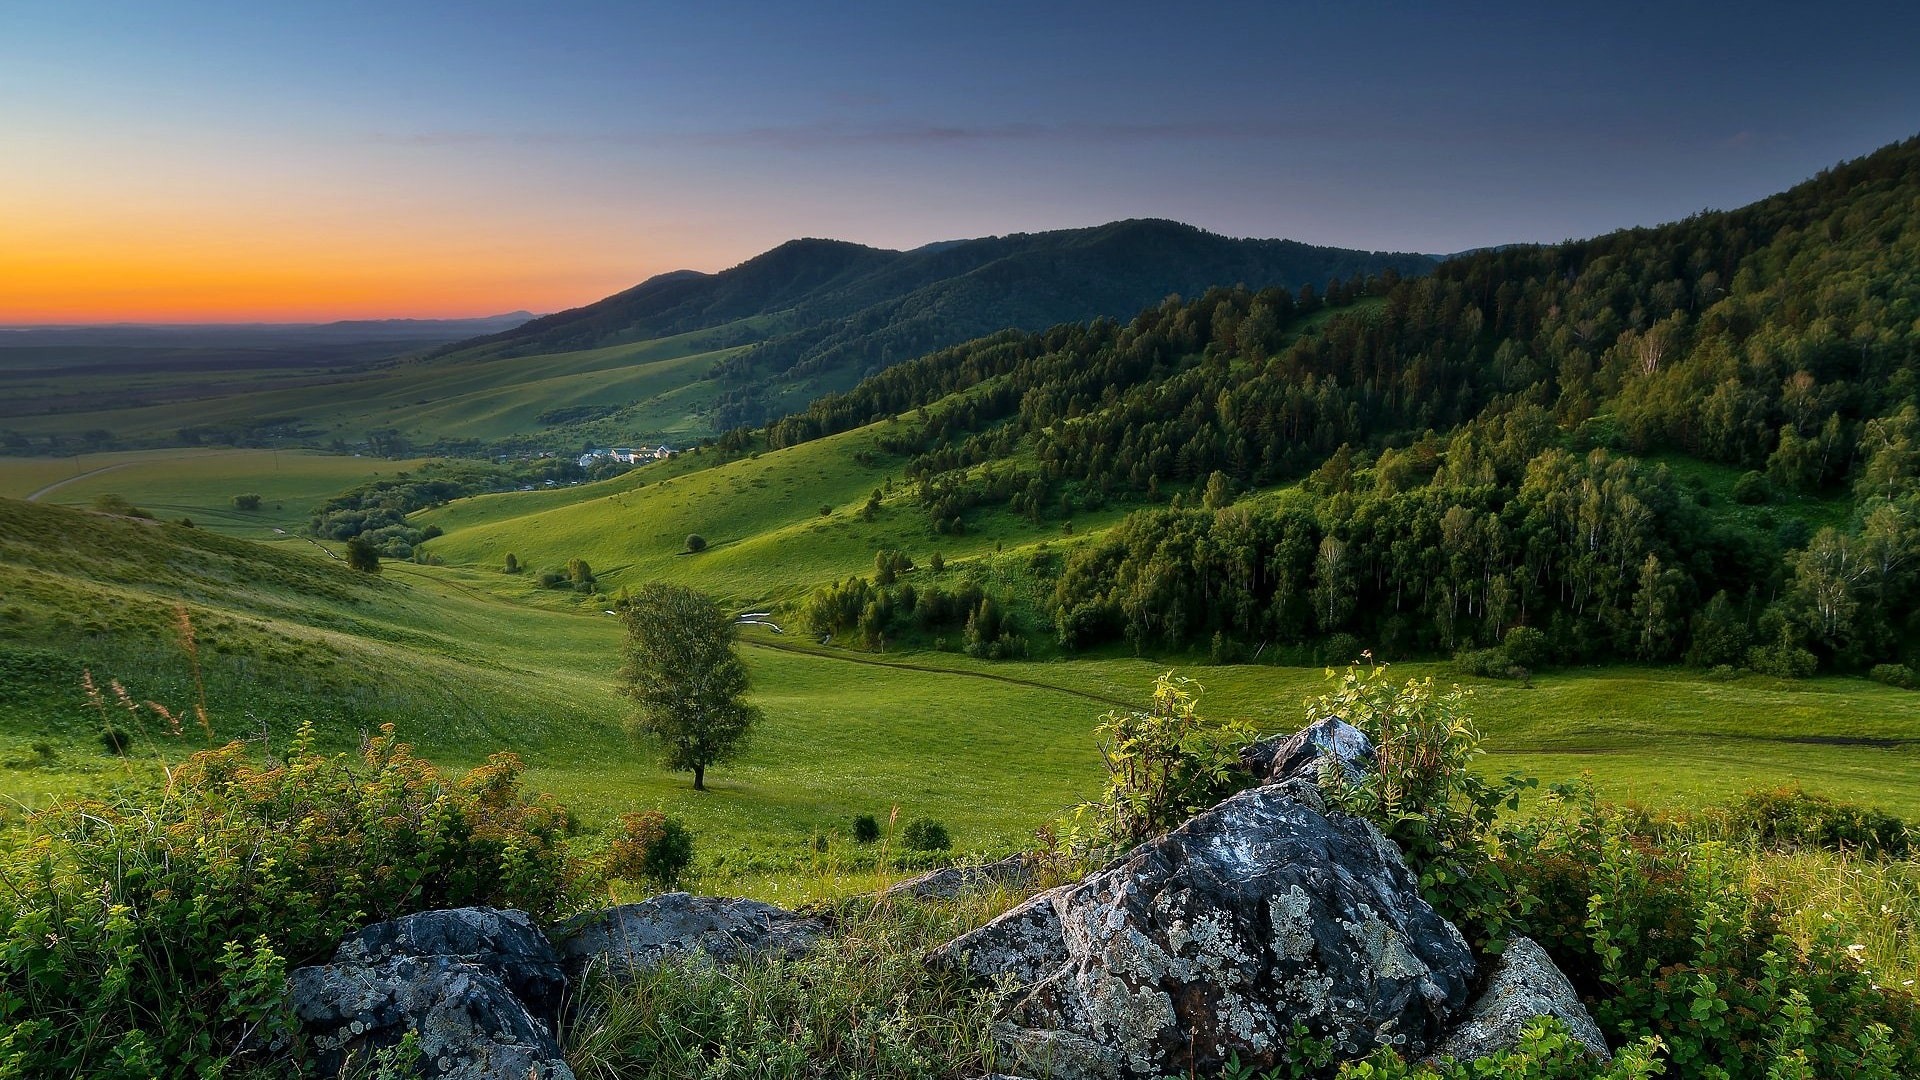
[24,460,140,501]
[743,636,1132,708]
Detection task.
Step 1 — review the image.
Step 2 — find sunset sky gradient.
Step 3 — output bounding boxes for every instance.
[5,1,1918,323]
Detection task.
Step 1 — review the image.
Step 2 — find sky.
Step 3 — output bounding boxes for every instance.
[3,1,1918,324]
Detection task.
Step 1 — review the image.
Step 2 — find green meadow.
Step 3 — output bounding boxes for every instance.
[6,488,1917,904]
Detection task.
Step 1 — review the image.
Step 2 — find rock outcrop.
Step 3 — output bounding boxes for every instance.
[1239,717,1373,785]
[560,891,828,980]
[883,853,1037,902]
[1427,936,1610,1063]
[289,907,573,1080]
[933,777,1476,1078]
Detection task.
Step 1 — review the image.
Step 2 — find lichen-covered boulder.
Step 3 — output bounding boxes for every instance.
[883,853,1037,902]
[561,892,828,979]
[333,906,567,1021]
[933,779,1474,1078]
[289,954,574,1080]
[1239,717,1373,785]
[1427,936,1610,1063]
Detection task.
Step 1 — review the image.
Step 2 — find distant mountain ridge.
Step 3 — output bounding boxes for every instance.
[436,219,1437,427]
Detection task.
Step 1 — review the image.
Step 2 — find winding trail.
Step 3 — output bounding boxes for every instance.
[24,460,139,501]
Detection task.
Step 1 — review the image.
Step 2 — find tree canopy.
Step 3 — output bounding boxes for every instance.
[620,583,760,790]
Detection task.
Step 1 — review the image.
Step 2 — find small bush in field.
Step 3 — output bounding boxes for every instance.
[901,818,951,851]
[601,810,695,888]
[1870,663,1916,689]
[1726,786,1909,857]
[0,722,578,1078]
[853,814,881,843]
[99,724,132,754]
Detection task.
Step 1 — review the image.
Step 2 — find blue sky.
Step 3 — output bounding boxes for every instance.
[4,1,1917,319]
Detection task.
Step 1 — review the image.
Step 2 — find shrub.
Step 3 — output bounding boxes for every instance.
[1733,470,1772,504]
[685,533,707,552]
[601,810,696,888]
[1499,784,1920,1079]
[1502,625,1550,670]
[853,814,881,843]
[345,535,381,573]
[231,493,262,511]
[1317,664,1534,949]
[98,724,131,754]
[538,570,567,588]
[1065,674,1254,853]
[0,723,577,1077]
[901,818,951,851]
[1870,663,1916,689]
[1748,641,1818,678]
[504,552,520,574]
[1726,786,1909,857]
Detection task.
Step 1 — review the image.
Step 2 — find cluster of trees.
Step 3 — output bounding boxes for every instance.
[307,458,584,555]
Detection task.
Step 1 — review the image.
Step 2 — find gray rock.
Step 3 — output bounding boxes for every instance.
[1428,936,1610,1063]
[289,954,574,1080]
[934,782,1474,1078]
[883,853,1037,902]
[333,906,567,1021]
[1240,717,1373,785]
[561,892,828,979]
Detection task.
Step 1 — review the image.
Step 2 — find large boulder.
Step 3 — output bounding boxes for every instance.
[290,954,573,1080]
[933,779,1475,1079]
[561,891,828,979]
[1239,717,1373,785]
[883,854,1037,902]
[332,906,567,1021]
[1427,936,1610,1063]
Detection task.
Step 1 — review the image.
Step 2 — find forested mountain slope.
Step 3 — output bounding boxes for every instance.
[434,219,1438,428]
[760,136,1920,672]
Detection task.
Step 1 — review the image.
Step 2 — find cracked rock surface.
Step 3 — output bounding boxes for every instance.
[933,779,1474,1079]
[560,891,828,979]
[1427,936,1610,1063]
[290,906,573,1080]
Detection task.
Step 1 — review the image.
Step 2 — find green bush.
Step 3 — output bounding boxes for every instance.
[231,493,262,511]
[601,810,695,888]
[1725,786,1909,858]
[1337,1018,1663,1078]
[1748,641,1818,678]
[1063,674,1254,854]
[1869,663,1917,689]
[1502,626,1550,670]
[98,724,131,754]
[1499,784,1920,1079]
[685,533,707,553]
[852,814,881,843]
[901,818,951,851]
[1733,470,1772,504]
[1317,664,1534,950]
[0,724,578,1078]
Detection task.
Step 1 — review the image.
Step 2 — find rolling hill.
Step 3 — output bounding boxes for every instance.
[436,218,1439,429]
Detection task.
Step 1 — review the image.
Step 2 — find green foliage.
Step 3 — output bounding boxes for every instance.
[345,535,381,573]
[1332,1019,1665,1079]
[1869,662,1916,689]
[1065,674,1255,854]
[600,810,696,889]
[231,493,262,511]
[1317,664,1534,948]
[563,897,1007,1079]
[0,724,576,1078]
[504,551,519,573]
[1499,784,1920,1079]
[1724,786,1909,858]
[900,818,951,851]
[852,814,880,843]
[1732,471,1772,505]
[685,533,707,553]
[620,582,760,790]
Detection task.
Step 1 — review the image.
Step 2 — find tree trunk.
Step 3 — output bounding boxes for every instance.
[693,764,705,791]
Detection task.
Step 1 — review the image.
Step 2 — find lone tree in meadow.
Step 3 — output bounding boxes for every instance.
[620,582,759,790]
[345,536,381,573]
